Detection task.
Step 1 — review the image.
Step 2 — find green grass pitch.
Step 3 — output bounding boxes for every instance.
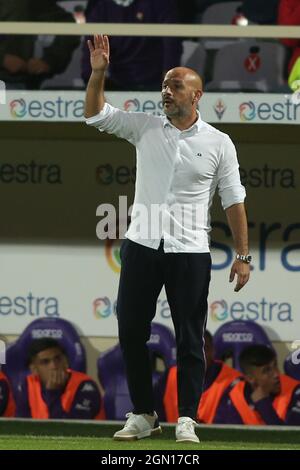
[0,420,300,450]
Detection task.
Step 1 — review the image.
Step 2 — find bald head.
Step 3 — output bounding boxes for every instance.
[162,67,203,123]
[164,67,203,92]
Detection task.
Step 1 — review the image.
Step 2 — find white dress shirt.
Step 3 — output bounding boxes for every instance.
[86,103,246,253]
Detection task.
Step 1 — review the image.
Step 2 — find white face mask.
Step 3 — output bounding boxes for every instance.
[112,0,135,6]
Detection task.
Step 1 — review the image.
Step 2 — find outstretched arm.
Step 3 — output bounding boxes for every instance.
[84,34,110,118]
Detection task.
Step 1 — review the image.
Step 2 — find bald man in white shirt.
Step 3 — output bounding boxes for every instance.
[85,34,251,443]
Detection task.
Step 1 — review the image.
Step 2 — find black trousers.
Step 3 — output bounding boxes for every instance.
[116,238,211,419]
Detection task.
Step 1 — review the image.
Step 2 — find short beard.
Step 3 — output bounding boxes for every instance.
[164,103,191,119]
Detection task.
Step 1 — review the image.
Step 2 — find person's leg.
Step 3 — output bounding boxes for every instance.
[164,252,211,419]
[117,239,164,414]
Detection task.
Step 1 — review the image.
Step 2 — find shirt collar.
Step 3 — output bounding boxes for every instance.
[163,111,203,133]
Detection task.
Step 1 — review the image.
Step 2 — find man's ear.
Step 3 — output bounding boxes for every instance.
[193,89,203,105]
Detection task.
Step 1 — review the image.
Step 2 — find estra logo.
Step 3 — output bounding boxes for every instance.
[123,97,163,115]
[10,98,27,118]
[9,96,84,119]
[93,297,116,319]
[209,298,292,323]
[239,98,300,122]
[239,101,256,121]
[210,300,228,322]
[105,239,121,274]
[124,99,140,111]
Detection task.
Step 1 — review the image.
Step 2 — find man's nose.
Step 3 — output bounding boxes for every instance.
[49,359,59,368]
[163,86,172,95]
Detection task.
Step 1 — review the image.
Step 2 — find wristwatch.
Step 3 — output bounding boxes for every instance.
[236,254,252,264]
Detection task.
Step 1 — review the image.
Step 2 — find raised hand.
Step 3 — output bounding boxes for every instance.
[87,34,110,72]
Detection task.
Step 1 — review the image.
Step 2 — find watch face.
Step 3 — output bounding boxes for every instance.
[237,254,252,263]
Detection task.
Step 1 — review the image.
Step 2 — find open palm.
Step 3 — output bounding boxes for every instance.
[87,34,110,72]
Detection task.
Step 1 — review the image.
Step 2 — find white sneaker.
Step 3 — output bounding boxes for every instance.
[113,411,162,441]
[176,417,199,443]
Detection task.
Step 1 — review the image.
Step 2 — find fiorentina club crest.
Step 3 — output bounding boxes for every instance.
[213,99,226,120]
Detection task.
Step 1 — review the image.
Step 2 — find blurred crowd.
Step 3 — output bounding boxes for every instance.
[0,0,299,91]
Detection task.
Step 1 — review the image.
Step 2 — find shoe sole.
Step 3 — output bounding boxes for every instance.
[113,426,162,441]
[176,438,199,443]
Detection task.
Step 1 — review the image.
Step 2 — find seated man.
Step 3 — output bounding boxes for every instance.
[215,344,300,425]
[16,338,104,420]
[0,0,80,89]
[162,330,241,423]
[0,370,16,417]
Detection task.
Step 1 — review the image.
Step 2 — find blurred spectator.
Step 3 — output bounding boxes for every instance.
[278,0,300,74]
[161,330,241,423]
[215,345,300,425]
[0,0,80,89]
[82,0,182,90]
[16,338,104,420]
[0,370,16,417]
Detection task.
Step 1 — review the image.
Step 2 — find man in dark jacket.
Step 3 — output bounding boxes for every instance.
[0,0,80,89]
[82,0,182,90]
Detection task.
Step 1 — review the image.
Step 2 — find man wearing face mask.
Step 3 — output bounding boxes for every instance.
[82,0,182,90]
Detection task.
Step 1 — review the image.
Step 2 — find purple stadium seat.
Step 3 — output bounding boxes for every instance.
[213,320,272,371]
[98,322,176,420]
[2,318,86,394]
[284,353,300,381]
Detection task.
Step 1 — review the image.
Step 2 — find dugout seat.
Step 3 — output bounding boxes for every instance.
[284,352,300,381]
[97,322,176,420]
[213,320,272,371]
[2,317,86,395]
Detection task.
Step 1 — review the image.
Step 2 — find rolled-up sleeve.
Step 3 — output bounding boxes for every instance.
[217,135,246,210]
[85,103,147,145]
